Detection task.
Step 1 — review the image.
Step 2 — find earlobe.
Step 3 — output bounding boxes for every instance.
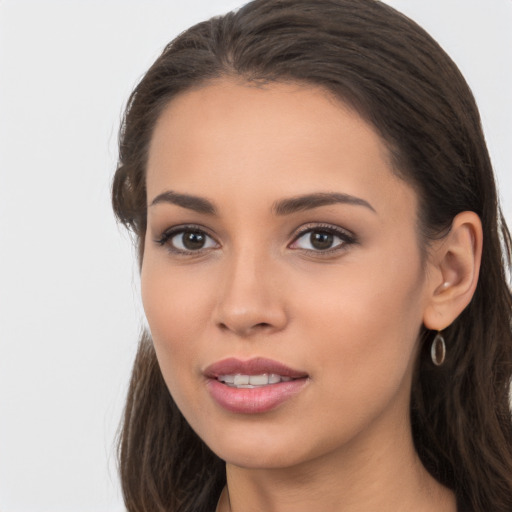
[423,211,483,330]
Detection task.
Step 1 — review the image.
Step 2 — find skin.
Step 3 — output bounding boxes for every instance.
[141,79,481,511]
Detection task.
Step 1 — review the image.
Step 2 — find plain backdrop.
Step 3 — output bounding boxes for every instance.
[0,1,510,511]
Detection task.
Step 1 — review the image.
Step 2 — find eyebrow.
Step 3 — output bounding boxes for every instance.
[149,190,376,216]
[272,192,376,216]
[149,190,216,214]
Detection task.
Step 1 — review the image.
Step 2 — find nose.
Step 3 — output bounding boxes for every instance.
[213,249,288,338]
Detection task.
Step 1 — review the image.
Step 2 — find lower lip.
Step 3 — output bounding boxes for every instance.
[206,378,308,414]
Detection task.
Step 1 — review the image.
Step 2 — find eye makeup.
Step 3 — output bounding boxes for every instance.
[288,222,357,256]
[153,220,357,258]
[154,224,220,256]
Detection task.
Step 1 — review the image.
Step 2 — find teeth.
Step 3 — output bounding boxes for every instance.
[218,373,293,388]
[249,374,269,385]
[234,375,250,386]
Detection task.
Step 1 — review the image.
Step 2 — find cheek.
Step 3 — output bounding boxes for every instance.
[287,264,424,447]
[140,252,216,381]
[140,258,219,422]
[296,245,426,381]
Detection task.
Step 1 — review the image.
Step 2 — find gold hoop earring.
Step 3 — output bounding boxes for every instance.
[431,331,446,366]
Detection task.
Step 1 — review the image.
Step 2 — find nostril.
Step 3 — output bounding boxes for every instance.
[214,299,288,336]
[216,320,275,336]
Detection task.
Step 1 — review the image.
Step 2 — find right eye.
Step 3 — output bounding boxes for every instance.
[156,227,218,254]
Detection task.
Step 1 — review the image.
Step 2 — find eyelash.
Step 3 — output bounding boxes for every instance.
[289,223,357,255]
[155,224,218,256]
[154,223,357,256]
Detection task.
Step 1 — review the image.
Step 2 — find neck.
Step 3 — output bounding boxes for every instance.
[217,412,456,512]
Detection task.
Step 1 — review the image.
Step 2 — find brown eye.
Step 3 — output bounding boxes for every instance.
[181,231,208,250]
[289,226,355,253]
[310,231,334,250]
[157,227,218,253]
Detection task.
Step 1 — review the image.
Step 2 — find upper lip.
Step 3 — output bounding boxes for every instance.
[204,357,308,379]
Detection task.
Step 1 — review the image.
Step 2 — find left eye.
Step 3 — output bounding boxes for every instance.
[290,229,349,251]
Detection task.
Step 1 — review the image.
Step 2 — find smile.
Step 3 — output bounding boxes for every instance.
[218,373,293,388]
[204,358,309,413]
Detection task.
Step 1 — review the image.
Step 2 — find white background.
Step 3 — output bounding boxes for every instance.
[0,1,510,511]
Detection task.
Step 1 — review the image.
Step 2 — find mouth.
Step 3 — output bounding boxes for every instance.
[217,373,294,388]
[204,357,309,414]
[204,356,308,384]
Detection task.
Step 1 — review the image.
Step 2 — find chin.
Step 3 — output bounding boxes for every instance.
[200,422,330,471]
[220,447,303,470]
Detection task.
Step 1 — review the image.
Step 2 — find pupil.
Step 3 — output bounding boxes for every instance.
[183,231,205,250]
[310,231,333,250]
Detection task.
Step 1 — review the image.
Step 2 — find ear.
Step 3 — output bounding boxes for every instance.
[423,211,483,330]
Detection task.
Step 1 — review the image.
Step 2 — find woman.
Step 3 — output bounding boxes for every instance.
[112,0,512,510]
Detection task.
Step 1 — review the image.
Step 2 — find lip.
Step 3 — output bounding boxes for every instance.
[204,357,309,414]
[204,357,308,379]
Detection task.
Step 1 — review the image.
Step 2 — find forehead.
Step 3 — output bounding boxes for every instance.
[148,79,388,167]
[146,79,416,222]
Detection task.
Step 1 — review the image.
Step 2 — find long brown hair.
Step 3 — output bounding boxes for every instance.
[112,1,512,510]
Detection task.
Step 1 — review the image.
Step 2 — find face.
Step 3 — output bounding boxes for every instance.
[142,80,432,470]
